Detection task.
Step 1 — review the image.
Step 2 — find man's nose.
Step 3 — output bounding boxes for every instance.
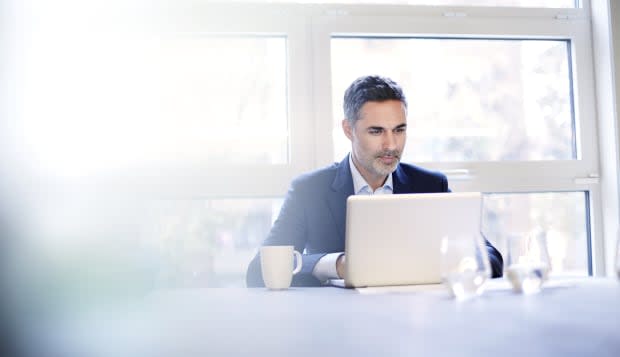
[382,132,397,151]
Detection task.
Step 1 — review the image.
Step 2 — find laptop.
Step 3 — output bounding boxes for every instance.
[330,192,482,288]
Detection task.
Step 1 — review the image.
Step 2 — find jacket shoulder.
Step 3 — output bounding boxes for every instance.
[398,162,447,180]
[396,162,449,192]
[291,161,341,189]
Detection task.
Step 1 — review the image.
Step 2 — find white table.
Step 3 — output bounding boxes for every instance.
[138,278,620,357]
[17,278,620,357]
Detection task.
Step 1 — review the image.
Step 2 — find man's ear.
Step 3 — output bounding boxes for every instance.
[342,119,353,141]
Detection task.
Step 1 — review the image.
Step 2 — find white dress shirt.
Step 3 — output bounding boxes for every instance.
[312,154,394,282]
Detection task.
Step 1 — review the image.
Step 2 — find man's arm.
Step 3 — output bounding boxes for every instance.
[246,179,329,287]
[485,240,504,278]
[311,252,345,282]
[246,252,327,287]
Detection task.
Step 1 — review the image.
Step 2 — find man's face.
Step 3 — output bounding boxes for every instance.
[342,100,407,185]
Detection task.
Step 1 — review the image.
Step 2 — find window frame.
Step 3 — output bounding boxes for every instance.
[144,1,610,275]
[308,3,603,274]
[147,5,315,198]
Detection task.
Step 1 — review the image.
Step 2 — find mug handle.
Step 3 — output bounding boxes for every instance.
[292,250,302,275]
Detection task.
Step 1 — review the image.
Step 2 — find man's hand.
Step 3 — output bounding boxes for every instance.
[336,254,346,279]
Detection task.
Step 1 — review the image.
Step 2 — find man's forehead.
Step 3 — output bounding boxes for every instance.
[358,100,406,115]
[357,101,407,126]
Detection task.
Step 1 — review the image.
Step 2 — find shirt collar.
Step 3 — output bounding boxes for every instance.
[349,153,393,195]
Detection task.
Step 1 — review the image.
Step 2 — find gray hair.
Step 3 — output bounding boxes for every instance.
[343,75,407,124]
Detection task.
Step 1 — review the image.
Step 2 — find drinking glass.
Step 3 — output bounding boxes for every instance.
[440,234,491,300]
[505,232,551,294]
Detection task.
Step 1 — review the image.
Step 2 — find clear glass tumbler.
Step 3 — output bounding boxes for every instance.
[505,232,551,294]
[440,234,491,300]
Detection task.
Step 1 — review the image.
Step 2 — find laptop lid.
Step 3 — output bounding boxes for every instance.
[342,192,482,288]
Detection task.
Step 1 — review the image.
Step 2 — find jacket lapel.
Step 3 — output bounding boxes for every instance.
[392,164,410,194]
[328,155,354,241]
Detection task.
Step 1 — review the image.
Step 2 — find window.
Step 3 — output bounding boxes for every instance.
[312,3,600,276]
[140,199,283,287]
[331,37,575,162]
[482,192,589,275]
[20,35,290,170]
[157,35,289,166]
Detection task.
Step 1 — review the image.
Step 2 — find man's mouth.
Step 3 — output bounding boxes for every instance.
[378,155,398,165]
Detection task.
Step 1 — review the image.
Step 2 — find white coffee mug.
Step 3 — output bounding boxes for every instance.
[260,245,302,290]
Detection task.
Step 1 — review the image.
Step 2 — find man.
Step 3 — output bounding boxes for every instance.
[246,75,503,287]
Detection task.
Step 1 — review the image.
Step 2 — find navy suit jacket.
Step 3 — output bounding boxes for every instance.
[246,155,503,287]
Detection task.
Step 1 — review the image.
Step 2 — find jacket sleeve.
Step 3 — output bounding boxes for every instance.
[442,174,450,193]
[485,240,504,278]
[245,179,325,287]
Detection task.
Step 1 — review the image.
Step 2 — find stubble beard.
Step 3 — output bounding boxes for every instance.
[368,150,401,177]
[372,157,399,176]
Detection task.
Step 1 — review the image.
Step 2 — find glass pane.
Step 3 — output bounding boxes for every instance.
[139,198,283,288]
[240,0,576,7]
[331,38,574,162]
[481,192,589,276]
[20,35,289,176]
[157,35,289,166]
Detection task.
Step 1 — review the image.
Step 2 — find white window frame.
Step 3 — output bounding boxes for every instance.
[308,3,604,275]
[151,5,315,198]
[128,1,617,276]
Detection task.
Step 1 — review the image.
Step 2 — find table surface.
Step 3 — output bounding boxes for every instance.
[130,278,620,357]
[26,278,620,357]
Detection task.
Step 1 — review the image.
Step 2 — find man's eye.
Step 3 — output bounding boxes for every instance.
[395,127,406,133]
[368,129,382,135]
